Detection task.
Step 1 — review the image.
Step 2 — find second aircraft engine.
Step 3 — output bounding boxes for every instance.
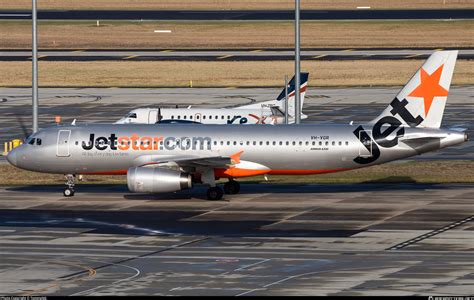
[127,167,192,193]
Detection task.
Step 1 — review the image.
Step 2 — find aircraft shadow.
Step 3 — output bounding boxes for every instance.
[2,181,467,238]
[6,180,462,201]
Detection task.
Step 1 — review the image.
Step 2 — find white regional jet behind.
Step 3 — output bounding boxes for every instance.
[7,51,467,200]
[115,73,309,125]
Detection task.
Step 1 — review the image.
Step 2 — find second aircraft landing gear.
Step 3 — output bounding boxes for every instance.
[223,180,240,195]
[63,174,76,197]
[207,186,224,201]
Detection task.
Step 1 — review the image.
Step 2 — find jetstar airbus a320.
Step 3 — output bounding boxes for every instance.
[7,51,468,200]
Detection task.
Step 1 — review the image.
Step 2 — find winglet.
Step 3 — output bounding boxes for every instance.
[230,151,244,164]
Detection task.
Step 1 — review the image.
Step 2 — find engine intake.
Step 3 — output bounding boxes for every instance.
[127,167,192,193]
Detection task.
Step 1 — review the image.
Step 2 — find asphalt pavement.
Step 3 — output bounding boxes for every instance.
[1,48,473,61]
[1,9,473,20]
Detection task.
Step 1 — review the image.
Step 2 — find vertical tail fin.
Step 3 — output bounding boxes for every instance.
[237,72,309,114]
[370,51,458,128]
[276,72,309,117]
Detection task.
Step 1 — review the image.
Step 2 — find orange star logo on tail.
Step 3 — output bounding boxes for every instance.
[408,64,448,117]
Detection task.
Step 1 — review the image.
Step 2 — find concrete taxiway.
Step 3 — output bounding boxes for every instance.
[0,183,473,295]
[1,86,472,160]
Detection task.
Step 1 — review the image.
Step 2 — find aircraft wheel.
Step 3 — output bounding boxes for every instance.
[63,188,75,197]
[223,180,240,194]
[207,187,224,201]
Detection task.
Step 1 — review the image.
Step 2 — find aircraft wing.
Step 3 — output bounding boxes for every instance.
[135,154,236,169]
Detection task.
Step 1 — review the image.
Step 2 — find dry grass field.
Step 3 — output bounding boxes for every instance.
[0,160,472,186]
[0,59,472,87]
[1,0,472,10]
[1,20,473,49]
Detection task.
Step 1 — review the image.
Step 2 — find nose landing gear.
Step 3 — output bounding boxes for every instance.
[63,174,76,197]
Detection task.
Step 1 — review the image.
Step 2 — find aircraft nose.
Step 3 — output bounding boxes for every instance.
[6,148,17,166]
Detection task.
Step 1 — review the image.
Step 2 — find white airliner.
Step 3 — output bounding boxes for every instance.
[6,52,467,200]
[115,73,309,125]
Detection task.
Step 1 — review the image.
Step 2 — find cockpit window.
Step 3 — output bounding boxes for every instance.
[36,138,42,145]
[28,138,35,145]
[128,113,137,119]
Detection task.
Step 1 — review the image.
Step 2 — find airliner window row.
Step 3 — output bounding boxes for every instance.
[170,115,231,120]
[75,140,350,147]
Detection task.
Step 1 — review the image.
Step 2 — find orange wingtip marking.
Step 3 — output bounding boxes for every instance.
[230,150,244,164]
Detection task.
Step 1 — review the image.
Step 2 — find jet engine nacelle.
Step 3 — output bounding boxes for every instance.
[127,167,192,193]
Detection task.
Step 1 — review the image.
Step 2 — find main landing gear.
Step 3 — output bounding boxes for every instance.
[206,180,241,201]
[206,186,224,201]
[223,179,240,195]
[63,174,76,197]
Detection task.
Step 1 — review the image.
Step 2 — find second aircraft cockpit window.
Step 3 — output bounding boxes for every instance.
[27,138,42,146]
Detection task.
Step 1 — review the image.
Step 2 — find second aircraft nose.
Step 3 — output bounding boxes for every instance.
[6,148,17,166]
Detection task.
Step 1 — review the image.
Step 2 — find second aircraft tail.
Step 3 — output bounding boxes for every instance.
[238,72,309,119]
